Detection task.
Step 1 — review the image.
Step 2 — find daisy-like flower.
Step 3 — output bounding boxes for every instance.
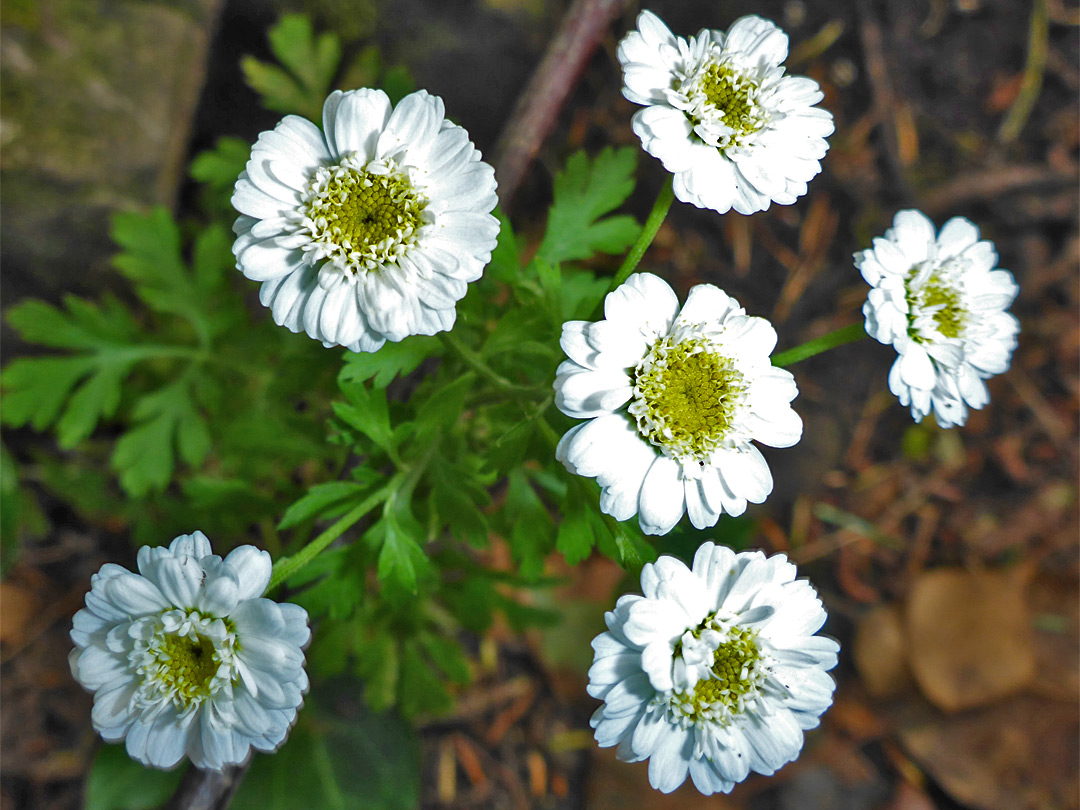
[857,209,1020,427]
[588,543,839,795]
[617,11,834,215]
[554,272,802,536]
[69,531,310,770]
[232,88,500,353]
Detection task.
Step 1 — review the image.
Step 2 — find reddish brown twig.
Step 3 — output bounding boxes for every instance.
[493,0,630,212]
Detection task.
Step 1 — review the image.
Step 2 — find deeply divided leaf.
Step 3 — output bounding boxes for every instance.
[536,147,640,266]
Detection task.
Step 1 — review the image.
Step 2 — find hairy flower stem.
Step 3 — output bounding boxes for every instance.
[439,331,535,394]
[611,176,675,289]
[265,490,388,594]
[771,323,867,367]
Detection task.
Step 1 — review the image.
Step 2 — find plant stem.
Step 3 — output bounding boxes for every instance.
[611,176,675,288]
[771,322,867,368]
[439,331,533,394]
[264,489,388,593]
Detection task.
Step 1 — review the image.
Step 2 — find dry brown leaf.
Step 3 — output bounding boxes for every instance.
[899,696,1079,810]
[1027,572,1080,703]
[854,604,913,697]
[0,582,42,647]
[906,566,1036,711]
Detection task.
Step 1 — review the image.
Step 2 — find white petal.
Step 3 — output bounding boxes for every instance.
[637,456,686,536]
[332,89,392,161]
[224,546,273,601]
[647,725,692,793]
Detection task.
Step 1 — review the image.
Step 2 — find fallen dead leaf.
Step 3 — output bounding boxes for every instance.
[1027,572,1080,703]
[906,566,1036,711]
[854,604,912,698]
[0,582,42,647]
[899,696,1079,810]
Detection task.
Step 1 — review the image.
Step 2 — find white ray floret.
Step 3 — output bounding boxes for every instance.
[618,11,834,215]
[857,209,1020,427]
[70,531,310,770]
[588,544,839,795]
[554,272,802,536]
[232,88,500,353]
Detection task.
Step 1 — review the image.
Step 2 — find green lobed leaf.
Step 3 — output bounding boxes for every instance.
[427,460,491,548]
[85,744,185,810]
[189,135,251,192]
[278,480,371,530]
[556,507,595,566]
[535,147,640,267]
[419,634,471,686]
[504,469,555,579]
[110,207,214,341]
[56,362,129,448]
[111,380,209,496]
[0,356,96,431]
[333,382,395,455]
[5,295,137,350]
[374,514,430,595]
[242,14,342,121]
[230,691,420,810]
[484,209,521,284]
[337,335,441,389]
[399,640,452,717]
[354,630,400,711]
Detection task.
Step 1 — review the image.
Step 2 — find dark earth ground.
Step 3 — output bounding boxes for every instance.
[1,0,1078,808]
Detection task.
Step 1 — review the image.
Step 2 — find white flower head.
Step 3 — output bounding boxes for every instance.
[554,273,802,536]
[70,531,310,770]
[618,11,834,215]
[232,88,500,353]
[588,544,839,795]
[857,209,1020,427]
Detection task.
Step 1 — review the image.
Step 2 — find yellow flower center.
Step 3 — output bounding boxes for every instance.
[699,63,758,135]
[630,337,746,463]
[906,268,967,340]
[152,632,220,704]
[303,161,426,271]
[672,627,762,724]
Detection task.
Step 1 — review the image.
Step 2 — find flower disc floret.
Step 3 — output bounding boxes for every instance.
[685,61,764,148]
[555,273,802,536]
[301,156,427,272]
[670,625,763,725]
[858,209,1020,427]
[618,11,834,214]
[70,531,311,771]
[587,544,839,795]
[146,625,225,705]
[630,337,747,464]
[232,88,499,353]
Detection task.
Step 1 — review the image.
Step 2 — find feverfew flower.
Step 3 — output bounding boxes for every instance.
[857,209,1020,427]
[588,544,839,795]
[554,273,802,536]
[617,11,833,215]
[232,89,500,353]
[70,531,310,770]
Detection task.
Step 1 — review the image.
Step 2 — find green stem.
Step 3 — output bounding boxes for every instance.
[612,176,676,289]
[439,331,533,394]
[264,489,387,594]
[771,322,867,368]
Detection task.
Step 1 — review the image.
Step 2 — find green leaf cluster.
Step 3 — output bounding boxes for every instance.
[268,146,659,715]
[85,691,420,810]
[2,205,341,543]
[240,14,414,125]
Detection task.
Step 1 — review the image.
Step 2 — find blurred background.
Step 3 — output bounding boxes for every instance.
[1,0,1077,808]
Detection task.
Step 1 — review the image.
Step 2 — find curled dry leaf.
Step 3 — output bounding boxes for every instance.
[905,566,1036,711]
